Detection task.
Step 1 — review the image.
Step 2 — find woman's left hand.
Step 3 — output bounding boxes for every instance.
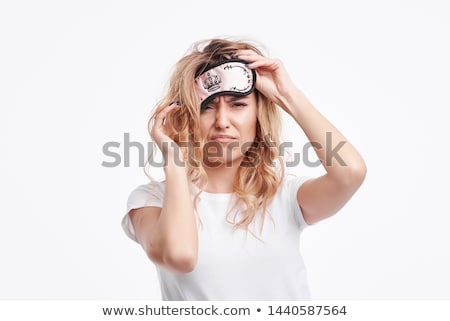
[236,50,297,113]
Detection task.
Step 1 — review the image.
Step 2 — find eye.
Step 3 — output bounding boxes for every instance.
[201,105,214,112]
[232,102,247,108]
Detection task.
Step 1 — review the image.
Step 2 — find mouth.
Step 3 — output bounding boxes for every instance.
[209,134,238,143]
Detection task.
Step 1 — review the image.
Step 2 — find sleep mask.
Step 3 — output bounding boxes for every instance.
[195,59,256,111]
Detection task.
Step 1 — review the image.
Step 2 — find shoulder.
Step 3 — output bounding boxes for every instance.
[278,174,310,195]
[122,180,166,242]
[270,173,311,228]
[127,180,166,208]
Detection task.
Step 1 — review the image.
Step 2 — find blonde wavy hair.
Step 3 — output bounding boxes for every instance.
[145,37,285,234]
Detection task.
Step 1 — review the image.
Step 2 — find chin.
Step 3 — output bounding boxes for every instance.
[203,155,245,169]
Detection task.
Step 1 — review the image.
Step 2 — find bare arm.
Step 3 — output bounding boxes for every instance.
[129,103,198,273]
[282,88,366,224]
[240,51,367,224]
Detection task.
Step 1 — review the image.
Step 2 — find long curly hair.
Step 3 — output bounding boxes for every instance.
[145,37,285,235]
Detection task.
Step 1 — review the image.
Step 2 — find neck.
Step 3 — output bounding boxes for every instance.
[202,161,241,193]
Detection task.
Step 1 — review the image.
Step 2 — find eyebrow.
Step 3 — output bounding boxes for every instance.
[228,96,249,102]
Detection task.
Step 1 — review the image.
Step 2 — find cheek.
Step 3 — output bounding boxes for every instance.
[239,110,258,139]
[199,116,211,136]
[241,122,256,140]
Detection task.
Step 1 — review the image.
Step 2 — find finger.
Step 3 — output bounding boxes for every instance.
[151,104,181,140]
[161,101,182,117]
[155,102,181,126]
[235,51,276,68]
[235,50,264,62]
[247,58,280,70]
[235,49,261,57]
[163,103,182,126]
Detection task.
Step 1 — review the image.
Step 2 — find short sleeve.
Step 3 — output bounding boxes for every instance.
[121,180,166,242]
[284,175,311,230]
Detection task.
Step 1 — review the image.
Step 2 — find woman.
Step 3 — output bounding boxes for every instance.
[122,38,366,300]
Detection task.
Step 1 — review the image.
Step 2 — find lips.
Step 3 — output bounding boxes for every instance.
[209,134,237,143]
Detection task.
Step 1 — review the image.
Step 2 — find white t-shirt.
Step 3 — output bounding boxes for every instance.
[122,175,312,301]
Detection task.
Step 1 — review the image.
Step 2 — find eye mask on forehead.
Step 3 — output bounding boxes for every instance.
[195,59,256,111]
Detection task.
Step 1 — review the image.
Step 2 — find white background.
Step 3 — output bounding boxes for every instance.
[1,0,449,300]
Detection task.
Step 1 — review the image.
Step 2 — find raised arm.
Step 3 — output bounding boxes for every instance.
[239,51,367,224]
[129,103,198,273]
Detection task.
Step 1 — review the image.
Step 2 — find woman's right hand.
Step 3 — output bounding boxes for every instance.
[149,102,182,162]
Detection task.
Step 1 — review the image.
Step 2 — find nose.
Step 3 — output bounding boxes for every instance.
[214,98,230,129]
